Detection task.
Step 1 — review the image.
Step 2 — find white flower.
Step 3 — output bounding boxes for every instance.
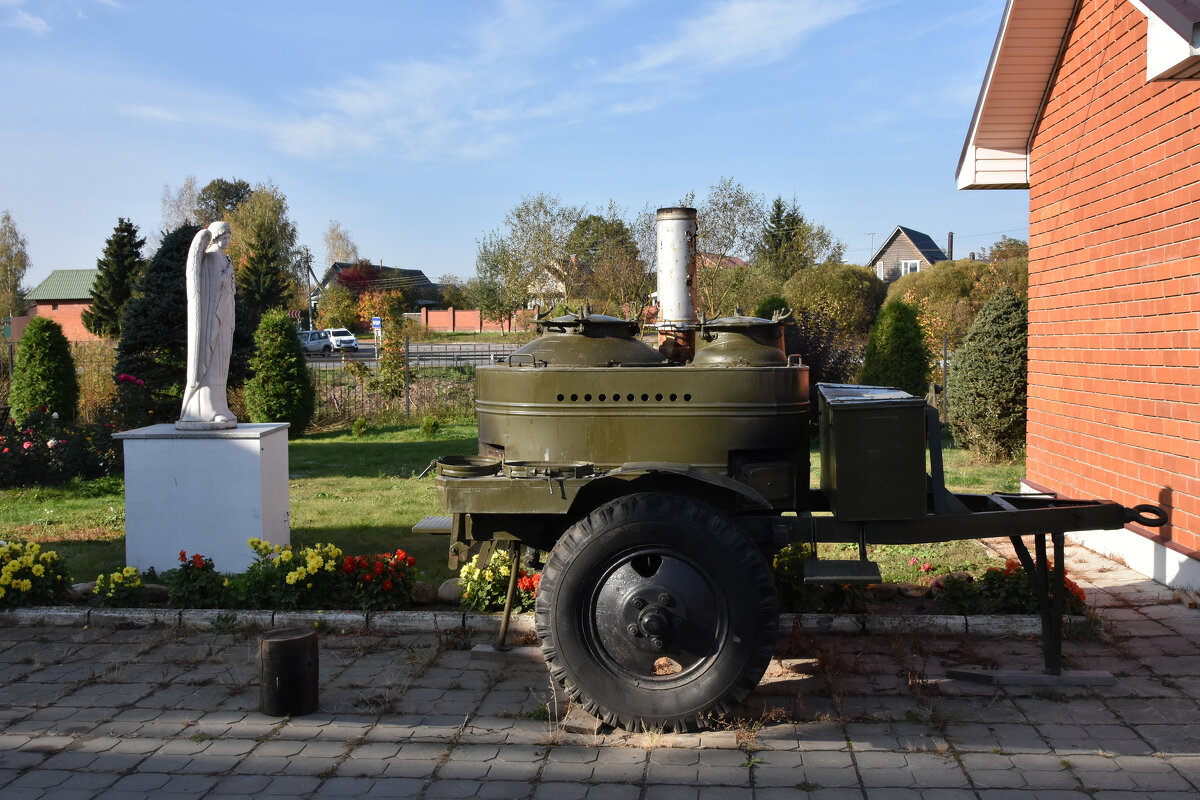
[51,412,59,419]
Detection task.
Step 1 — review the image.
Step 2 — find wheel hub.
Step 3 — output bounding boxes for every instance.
[590,551,724,679]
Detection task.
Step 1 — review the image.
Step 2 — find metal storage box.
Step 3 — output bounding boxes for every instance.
[818,384,928,521]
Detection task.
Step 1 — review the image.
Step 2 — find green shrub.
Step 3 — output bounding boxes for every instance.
[948,287,1027,460]
[245,310,315,436]
[239,539,349,610]
[9,316,78,424]
[352,416,368,438]
[0,406,122,488]
[754,294,788,319]
[420,416,441,437]
[860,301,931,396]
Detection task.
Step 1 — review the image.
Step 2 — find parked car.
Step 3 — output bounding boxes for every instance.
[325,328,359,352]
[298,329,332,356]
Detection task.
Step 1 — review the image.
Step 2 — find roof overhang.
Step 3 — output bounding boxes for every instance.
[958,0,1200,191]
[956,0,1076,191]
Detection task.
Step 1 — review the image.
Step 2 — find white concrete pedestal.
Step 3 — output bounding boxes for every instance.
[114,423,290,573]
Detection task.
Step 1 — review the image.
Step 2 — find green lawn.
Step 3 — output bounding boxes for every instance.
[2,427,1025,588]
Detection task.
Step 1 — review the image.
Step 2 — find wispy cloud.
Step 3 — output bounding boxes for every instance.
[609,0,864,82]
[119,104,183,123]
[3,3,49,35]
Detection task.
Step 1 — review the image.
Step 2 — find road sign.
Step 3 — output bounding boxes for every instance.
[288,309,301,320]
[372,316,382,329]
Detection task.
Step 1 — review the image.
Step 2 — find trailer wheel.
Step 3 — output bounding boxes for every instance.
[535,492,777,732]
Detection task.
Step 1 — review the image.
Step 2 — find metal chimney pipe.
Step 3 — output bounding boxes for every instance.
[946,231,954,260]
[655,207,698,361]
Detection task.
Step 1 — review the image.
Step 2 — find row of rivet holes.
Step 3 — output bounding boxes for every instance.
[556,392,692,403]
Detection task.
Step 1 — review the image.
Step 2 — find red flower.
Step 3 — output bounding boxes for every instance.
[363,573,373,583]
[373,561,384,576]
[343,557,356,574]
[382,580,393,592]
[193,553,205,569]
[406,556,415,567]
[179,550,187,563]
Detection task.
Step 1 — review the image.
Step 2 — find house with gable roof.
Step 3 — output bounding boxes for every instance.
[866,226,949,284]
[25,269,101,341]
[958,0,1200,586]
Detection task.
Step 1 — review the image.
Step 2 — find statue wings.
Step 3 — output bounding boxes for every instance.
[184,227,219,391]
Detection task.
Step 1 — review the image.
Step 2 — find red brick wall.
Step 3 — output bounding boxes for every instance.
[35,301,100,342]
[1028,1,1200,554]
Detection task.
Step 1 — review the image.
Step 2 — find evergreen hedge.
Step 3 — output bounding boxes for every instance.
[245,309,314,436]
[8,317,78,424]
[948,287,1028,460]
[859,301,931,396]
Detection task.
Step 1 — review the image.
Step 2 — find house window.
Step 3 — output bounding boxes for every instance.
[51,303,59,310]
[900,260,921,275]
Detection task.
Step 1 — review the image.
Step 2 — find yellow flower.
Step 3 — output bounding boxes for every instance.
[17,579,31,592]
[0,586,5,599]
[31,564,44,578]
[112,573,123,584]
[280,550,293,563]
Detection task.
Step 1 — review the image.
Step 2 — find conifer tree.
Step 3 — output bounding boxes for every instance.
[82,217,146,338]
[9,317,77,423]
[948,287,1028,459]
[859,301,931,396]
[236,223,291,327]
[245,309,314,436]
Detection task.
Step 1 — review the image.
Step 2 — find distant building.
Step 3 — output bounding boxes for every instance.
[313,262,438,314]
[866,227,949,284]
[26,269,100,341]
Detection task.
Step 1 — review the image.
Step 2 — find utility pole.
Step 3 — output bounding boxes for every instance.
[866,232,881,251]
[300,246,314,330]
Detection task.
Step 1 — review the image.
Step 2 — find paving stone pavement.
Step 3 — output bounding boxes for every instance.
[1,539,1199,799]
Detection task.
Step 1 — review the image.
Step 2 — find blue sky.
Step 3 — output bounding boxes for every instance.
[2,0,1028,289]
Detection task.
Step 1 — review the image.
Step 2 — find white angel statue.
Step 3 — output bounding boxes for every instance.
[177,221,238,429]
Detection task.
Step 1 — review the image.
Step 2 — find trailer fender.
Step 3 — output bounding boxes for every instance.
[598,462,774,510]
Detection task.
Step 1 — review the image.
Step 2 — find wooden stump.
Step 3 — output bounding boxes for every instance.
[259,628,319,716]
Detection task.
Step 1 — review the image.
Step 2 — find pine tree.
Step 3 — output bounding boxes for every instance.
[115,225,253,422]
[859,301,931,396]
[236,225,291,327]
[948,287,1028,460]
[9,317,78,423]
[245,309,314,436]
[82,218,146,338]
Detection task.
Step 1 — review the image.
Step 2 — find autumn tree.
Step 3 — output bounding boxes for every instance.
[438,274,474,308]
[504,193,581,307]
[323,220,360,267]
[196,178,252,224]
[0,210,30,322]
[336,259,380,295]
[160,175,200,230]
[474,231,527,331]
[227,180,301,288]
[686,177,765,318]
[565,203,649,318]
[82,217,146,339]
[315,283,358,330]
[783,263,886,344]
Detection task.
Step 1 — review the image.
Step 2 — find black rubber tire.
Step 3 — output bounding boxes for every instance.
[535,492,777,732]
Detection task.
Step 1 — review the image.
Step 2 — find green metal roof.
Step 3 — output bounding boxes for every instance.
[26,269,99,301]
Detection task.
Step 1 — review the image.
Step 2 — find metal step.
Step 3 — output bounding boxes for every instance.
[803,559,882,585]
[413,515,452,535]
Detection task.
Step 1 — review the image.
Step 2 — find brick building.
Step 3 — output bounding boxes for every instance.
[26,269,101,342]
[958,0,1200,585]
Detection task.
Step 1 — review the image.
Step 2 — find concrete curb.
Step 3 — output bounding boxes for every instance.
[0,607,1093,638]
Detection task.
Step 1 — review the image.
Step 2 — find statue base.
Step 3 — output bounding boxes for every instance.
[175,419,238,431]
[114,423,290,573]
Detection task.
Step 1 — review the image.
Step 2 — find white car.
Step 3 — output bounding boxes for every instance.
[298,329,332,355]
[324,328,359,352]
